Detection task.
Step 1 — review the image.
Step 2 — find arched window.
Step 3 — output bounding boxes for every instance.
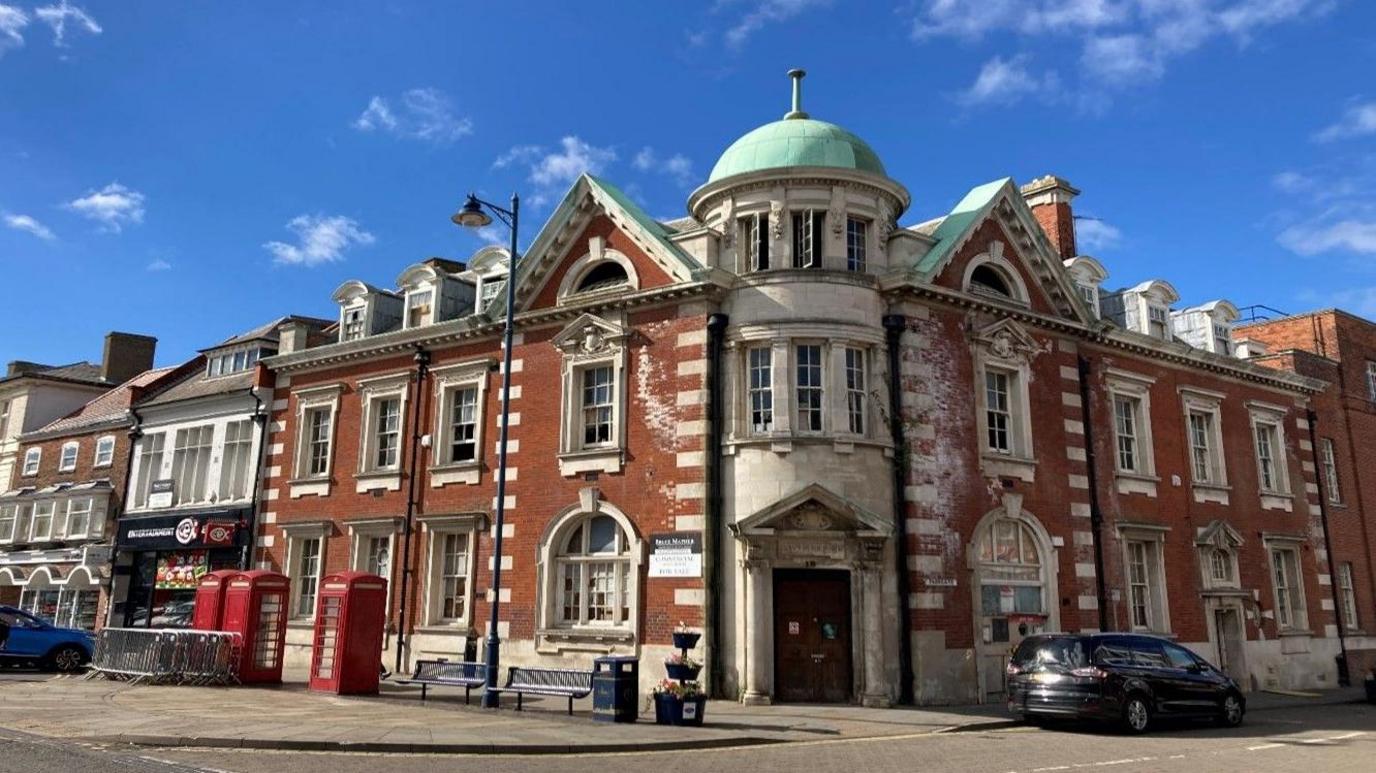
[575,262,630,294]
[976,517,1045,616]
[556,514,632,626]
[969,264,1013,298]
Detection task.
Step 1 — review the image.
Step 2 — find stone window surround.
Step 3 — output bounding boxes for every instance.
[1263,534,1309,635]
[418,512,485,632]
[554,238,641,305]
[1117,523,1171,635]
[534,490,642,655]
[723,187,891,276]
[973,338,1036,482]
[724,325,885,453]
[346,516,401,620]
[355,372,410,493]
[1194,520,1244,593]
[1106,369,1158,496]
[553,315,630,477]
[280,520,332,623]
[1179,386,1230,504]
[289,384,343,499]
[1246,400,1292,510]
[429,359,494,488]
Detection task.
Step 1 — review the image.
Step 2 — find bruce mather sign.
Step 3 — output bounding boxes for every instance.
[648,533,702,578]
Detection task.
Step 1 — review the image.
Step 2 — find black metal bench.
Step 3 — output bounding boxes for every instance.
[491,666,593,714]
[393,659,487,703]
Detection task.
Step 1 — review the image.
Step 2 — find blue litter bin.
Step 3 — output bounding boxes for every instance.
[592,655,639,723]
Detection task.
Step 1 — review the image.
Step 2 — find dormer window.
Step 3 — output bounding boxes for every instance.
[791,210,825,268]
[575,262,629,294]
[407,290,433,328]
[480,279,505,305]
[1147,306,1170,340]
[1213,324,1232,355]
[342,307,366,341]
[206,346,273,378]
[969,264,1013,298]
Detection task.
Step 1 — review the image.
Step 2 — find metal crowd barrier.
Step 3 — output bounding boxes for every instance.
[87,628,243,686]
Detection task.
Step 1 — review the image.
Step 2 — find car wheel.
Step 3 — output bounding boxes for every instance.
[1122,694,1152,734]
[45,645,86,673]
[1216,693,1244,727]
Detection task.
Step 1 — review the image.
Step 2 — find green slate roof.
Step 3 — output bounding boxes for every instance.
[708,118,887,183]
[911,177,1014,277]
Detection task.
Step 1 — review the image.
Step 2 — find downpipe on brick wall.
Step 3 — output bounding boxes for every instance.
[394,347,431,674]
[705,312,728,698]
[1306,408,1350,686]
[883,313,915,705]
[1077,355,1110,630]
[242,386,266,571]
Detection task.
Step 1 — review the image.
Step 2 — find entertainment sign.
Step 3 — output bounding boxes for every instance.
[648,533,702,578]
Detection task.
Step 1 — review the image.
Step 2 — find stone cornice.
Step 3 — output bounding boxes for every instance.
[883,278,1326,396]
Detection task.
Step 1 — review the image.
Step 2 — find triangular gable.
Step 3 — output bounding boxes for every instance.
[1195,520,1245,549]
[550,312,630,355]
[909,178,1094,325]
[511,174,703,314]
[734,483,891,536]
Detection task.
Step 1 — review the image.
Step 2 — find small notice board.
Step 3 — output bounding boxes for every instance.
[648,533,702,578]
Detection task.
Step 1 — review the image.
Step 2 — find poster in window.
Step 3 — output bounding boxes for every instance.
[156,551,209,589]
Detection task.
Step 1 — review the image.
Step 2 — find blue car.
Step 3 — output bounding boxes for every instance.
[0,605,94,672]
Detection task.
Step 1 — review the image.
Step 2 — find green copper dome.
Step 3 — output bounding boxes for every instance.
[707,117,887,183]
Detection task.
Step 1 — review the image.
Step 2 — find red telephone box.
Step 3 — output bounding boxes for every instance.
[221,570,290,684]
[308,571,387,695]
[191,570,241,630]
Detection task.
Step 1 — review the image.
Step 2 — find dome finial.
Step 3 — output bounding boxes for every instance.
[784,68,808,120]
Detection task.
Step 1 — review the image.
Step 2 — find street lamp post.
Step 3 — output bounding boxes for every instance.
[452,191,519,709]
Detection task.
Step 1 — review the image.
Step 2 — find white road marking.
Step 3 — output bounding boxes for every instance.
[1247,743,1283,751]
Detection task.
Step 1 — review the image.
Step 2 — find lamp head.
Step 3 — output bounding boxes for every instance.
[452,194,492,228]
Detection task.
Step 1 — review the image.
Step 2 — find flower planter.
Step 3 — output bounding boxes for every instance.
[654,693,707,726]
[665,662,701,681]
[672,631,702,651]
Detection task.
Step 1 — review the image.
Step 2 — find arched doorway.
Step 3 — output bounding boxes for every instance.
[969,496,1059,701]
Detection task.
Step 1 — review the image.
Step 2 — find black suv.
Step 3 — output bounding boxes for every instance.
[1006,633,1246,733]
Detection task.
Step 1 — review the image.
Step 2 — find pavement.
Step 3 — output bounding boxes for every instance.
[0,668,1367,756]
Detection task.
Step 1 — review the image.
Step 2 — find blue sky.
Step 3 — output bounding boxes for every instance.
[2,1,1375,367]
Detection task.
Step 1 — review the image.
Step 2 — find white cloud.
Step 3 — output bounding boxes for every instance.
[65,182,145,232]
[1075,217,1122,252]
[0,5,29,56]
[632,146,696,185]
[146,258,171,271]
[1319,285,1376,318]
[521,136,617,189]
[1314,100,1376,143]
[1271,170,1316,193]
[492,144,543,170]
[958,55,1059,106]
[352,88,473,144]
[33,0,100,47]
[1279,218,1376,256]
[909,1,1332,106]
[2,212,55,240]
[721,0,831,49]
[264,214,375,267]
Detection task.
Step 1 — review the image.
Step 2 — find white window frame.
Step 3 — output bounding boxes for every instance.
[0,399,9,440]
[976,362,1032,460]
[340,302,369,342]
[1320,438,1342,505]
[170,424,216,506]
[1147,305,1171,340]
[1338,562,1359,631]
[132,432,166,508]
[536,501,642,648]
[93,435,115,468]
[843,346,867,436]
[1119,526,1170,633]
[347,516,401,619]
[405,287,434,329]
[1367,360,1376,402]
[1180,388,1229,503]
[845,216,867,272]
[62,496,99,540]
[746,345,774,435]
[29,499,55,542]
[356,373,409,491]
[0,503,18,544]
[972,323,1037,482]
[21,447,40,477]
[579,365,617,448]
[1265,540,1307,633]
[290,385,342,498]
[1212,324,1232,356]
[1248,403,1291,499]
[791,209,824,268]
[58,441,78,472]
[738,212,770,272]
[282,523,330,621]
[418,514,481,629]
[430,360,490,487]
[554,317,630,477]
[794,342,825,434]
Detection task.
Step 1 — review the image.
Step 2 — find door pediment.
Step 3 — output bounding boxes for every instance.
[733,483,891,537]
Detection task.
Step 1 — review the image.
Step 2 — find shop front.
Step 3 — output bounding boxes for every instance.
[0,545,110,631]
[112,509,249,628]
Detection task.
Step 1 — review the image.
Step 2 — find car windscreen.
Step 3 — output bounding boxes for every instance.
[1010,637,1091,672]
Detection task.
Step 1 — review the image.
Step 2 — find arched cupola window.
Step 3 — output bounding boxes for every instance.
[969,264,1013,298]
[575,262,630,294]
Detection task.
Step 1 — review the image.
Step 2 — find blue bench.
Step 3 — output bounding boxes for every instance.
[491,666,593,715]
[394,659,487,703]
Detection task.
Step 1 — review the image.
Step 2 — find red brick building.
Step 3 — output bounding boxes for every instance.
[255,74,1357,705]
[1239,309,1376,678]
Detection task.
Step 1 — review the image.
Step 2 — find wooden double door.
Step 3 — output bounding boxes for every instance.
[773,569,852,703]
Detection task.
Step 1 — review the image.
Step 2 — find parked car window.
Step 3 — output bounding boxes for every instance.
[1,609,38,628]
[1130,638,1170,669]
[1163,642,1200,670]
[1092,639,1135,667]
[1011,636,1090,671]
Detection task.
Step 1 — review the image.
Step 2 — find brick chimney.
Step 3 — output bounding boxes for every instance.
[102,332,157,384]
[1021,175,1080,261]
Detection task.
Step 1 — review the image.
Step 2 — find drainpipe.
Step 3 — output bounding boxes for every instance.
[1077,355,1111,631]
[394,347,431,674]
[109,406,144,628]
[241,386,266,571]
[705,312,728,698]
[882,314,915,705]
[1306,408,1350,686]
